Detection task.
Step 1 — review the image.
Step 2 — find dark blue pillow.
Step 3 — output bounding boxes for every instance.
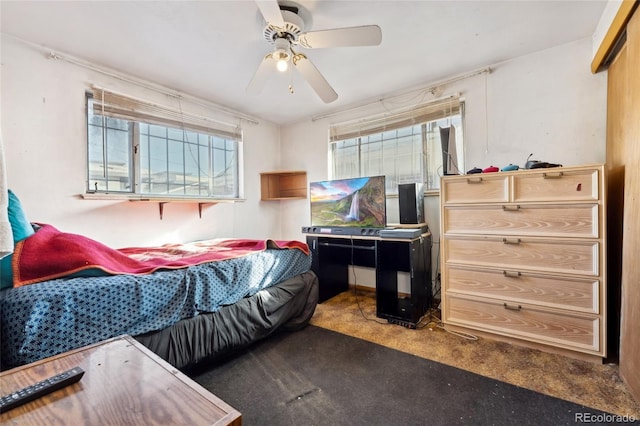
[1,190,35,289]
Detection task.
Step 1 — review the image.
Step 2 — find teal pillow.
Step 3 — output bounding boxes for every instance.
[0,255,12,289]
[7,190,34,242]
[1,190,35,289]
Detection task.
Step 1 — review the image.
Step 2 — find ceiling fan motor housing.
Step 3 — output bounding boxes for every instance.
[263,9,305,44]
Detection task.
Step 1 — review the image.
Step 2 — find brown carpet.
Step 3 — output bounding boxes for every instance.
[309,288,640,418]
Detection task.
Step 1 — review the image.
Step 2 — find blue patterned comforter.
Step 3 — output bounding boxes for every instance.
[0,248,311,369]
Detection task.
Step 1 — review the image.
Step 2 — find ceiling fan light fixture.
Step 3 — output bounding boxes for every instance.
[276,56,289,72]
[272,38,290,72]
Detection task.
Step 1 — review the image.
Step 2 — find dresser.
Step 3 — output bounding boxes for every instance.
[440,164,606,361]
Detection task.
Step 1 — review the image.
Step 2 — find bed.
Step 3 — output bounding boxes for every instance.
[0,223,318,371]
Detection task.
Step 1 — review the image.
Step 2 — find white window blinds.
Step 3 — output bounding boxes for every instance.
[90,87,242,140]
[329,96,461,142]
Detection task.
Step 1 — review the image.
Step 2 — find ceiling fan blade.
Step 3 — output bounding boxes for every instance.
[293,54,338,103]
[246,54,276,95]
[299,25,382,49]
[256,0,285,28]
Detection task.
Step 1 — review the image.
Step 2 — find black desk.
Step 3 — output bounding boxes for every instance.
[306,233,432,327]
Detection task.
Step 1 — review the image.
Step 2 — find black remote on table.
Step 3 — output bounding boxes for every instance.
[0,367,85,414]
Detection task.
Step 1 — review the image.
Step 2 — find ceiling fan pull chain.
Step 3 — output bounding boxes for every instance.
[288,59,294,94]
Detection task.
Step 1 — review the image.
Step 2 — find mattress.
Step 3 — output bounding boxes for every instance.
[0,247,311,369]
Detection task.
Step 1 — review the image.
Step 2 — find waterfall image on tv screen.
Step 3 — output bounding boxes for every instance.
[309,176,386,228]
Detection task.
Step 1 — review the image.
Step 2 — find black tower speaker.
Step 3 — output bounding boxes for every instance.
[398,183,424,224]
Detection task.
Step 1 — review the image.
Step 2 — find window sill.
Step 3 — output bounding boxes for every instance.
[81,193,245,219]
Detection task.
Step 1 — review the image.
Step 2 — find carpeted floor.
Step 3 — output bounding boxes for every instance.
[309,288,640,419]
[191,325,622,425]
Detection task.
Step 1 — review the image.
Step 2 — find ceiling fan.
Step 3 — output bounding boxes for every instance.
[247,0,382,103]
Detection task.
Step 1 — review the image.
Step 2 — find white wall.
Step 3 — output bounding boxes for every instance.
[1,35,608,267]
[1,36,283,247]
[279,37,607,289]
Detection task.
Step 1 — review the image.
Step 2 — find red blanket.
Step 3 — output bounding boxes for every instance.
[13,224,309,287]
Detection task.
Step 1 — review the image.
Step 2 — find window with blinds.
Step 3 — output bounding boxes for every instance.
[329,97,464,192]
[86,88,242,199]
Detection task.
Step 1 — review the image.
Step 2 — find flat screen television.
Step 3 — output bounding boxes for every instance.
[309,176,386,228]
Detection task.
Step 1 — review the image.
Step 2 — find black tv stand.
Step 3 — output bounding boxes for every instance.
[306,233,432,326]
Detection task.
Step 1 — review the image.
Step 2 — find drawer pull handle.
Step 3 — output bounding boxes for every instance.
[466,177,483,184]
[502,205,521,211]
[503,303,522,311]
[502,238,521,245]
[543,171,564,179]
[503,271,522,278]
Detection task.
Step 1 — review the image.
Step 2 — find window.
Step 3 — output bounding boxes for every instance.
[87,88,242,199]
[329,97,464,193]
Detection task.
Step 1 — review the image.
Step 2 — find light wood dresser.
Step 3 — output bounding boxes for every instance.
[440,164,606,361]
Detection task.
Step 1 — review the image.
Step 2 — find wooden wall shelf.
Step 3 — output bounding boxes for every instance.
[260,171,307,200]
[81,193,242,219]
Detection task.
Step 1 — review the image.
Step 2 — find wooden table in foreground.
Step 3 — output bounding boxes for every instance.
[0,335,241,425]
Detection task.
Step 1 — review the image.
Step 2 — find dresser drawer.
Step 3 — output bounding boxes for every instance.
[444,265,599,313]
[441,174,509,204]
[513,168,599,202]
[442,204,599,238]
[444,295,600,352]
[444,236,599,276]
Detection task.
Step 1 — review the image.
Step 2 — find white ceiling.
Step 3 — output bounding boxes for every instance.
[1,0,607,125]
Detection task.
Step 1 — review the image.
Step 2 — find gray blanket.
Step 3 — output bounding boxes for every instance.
[134,271,319,369]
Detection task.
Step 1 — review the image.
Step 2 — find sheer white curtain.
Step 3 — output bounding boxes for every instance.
[0,129,13,258]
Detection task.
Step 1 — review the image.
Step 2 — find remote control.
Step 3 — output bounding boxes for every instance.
[0,367,85,414]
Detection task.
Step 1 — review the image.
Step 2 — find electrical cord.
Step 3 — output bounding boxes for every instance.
[347,234,473,338]
[414,305,478,340]
[437,323,479,341]
[414,307,441,330]
[431,239,441,301]
[424,238,476,340]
